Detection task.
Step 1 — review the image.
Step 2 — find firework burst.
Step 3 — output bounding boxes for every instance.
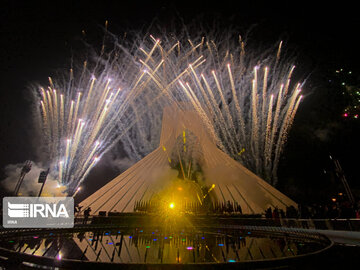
[119,32,305,184]
[36,28,305,193]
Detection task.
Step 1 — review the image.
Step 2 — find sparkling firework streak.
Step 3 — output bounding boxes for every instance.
[37,29,305,192]
[37,36,190,195]
[172,39,304,184]
[37,33,210,195]
[39,75,124,194]
[122,33,305,184]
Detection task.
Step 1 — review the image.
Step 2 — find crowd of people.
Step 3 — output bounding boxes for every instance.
[75,199,360,220]
[265,199,360,219]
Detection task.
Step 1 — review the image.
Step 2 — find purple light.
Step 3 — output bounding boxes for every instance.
[186,247,194,250]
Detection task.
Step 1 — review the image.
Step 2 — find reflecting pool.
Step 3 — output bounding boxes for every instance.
[0,227,329,264]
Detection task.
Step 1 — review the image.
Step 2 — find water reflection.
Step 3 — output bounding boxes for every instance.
[0,228,326,264]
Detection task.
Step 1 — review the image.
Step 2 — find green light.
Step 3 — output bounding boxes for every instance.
[146,246,150,248]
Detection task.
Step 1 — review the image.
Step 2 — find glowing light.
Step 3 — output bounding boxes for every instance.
[186,247,194,250]
[169,202,175,209]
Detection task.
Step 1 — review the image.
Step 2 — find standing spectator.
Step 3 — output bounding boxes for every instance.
[279,208,285,218]
[265,207,272,218]
[272,207,279,219]
[83,207,92,224]
[356,209,360,219]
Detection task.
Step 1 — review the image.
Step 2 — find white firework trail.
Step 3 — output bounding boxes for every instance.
[36,28,305,193]
[36,31,211,195]
[36,36,179,194]
[126,32,305,184]
[170,38,304,184]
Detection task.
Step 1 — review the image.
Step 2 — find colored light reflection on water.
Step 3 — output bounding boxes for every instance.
[0,228,329,264]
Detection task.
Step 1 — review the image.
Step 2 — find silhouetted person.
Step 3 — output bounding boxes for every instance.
[356,209,360,219]
[83,207,91,224]
[279,209,285,218]
[265,207,272,218]
[235,202,242,214]
[272,207,280,220]
[328,205,339,219]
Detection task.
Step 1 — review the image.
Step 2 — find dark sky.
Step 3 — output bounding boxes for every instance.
[1,0,359,202]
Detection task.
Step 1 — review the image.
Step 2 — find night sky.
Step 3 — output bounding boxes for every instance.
[1,0,359,203]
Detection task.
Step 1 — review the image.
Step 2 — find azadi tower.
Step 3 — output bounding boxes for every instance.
[79,106,297,214]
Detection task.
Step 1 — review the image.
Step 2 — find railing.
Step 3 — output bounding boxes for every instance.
[0,212,358,232]
[71,214,360,232]
[279,218,360,231]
